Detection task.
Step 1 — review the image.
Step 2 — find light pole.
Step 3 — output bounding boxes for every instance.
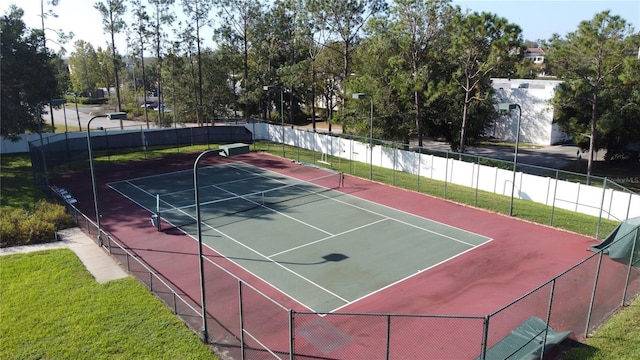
[87,115,108,246]
[74,93,81,131]
[87,112,128,246]
[352,93,374,180]
[263,85,285,157]
[499,102,522,216]
[193,149,223,343]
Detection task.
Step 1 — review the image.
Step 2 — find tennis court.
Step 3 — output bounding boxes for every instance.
[108,161,491,313]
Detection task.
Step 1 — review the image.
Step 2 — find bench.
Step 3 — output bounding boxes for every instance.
[219,143,250,157]
[477,317,571,360]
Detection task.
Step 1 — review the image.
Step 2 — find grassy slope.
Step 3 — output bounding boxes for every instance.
[1,153,217,359]
[0,250,216,360]
[0,154,46,207]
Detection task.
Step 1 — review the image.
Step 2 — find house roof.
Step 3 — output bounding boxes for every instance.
[526,48,546,56]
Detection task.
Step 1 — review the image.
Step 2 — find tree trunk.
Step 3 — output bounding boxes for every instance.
[459,84,471,154]
[587,89,598,184]
[110,10,122,113]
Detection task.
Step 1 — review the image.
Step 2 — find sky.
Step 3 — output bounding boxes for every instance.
[1,0,638,55]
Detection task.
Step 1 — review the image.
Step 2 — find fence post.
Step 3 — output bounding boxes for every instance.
[386,315,392,360]
[417,148,421,192]
[550,171,559,226]
[239,281,245,359]
[626,190,633,220]
[475,157,480,206]
[621,228,639,306]
[313,131,317,163]
[596,178,608,239]
[541,279,557,360]
[349,135,354,175]
[480,315,490,360]
[289,310,295,360]
[43,137,50,187]
[393,144,397,186]
[104,128,111,161]
[444,151,449,198]
[297,130,300,161]
[585,252,604,337]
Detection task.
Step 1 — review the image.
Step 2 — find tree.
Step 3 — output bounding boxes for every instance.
[308,0,385,90]
[96,47,115,96]
[1,6,58,138]
[214,0,263,119]
[307,0,386,128]
[51,55,71,95]
[386,0,455,146]
[449,11,523,153]
[548,11,638,179]
[181,0,213,125]
[149,0,175,125]
[68,40,100,95]
[130,0,152,126]
[39,0,74,53]
[94,0,127,112]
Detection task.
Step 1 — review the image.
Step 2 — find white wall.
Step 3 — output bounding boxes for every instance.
[254,123,640,221]
[490,78,569,145]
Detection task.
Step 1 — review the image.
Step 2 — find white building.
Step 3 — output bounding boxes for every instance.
[489,78,570,146]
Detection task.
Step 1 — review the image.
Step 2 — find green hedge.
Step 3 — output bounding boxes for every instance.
[0,200,74,248]
[63,95,109,105]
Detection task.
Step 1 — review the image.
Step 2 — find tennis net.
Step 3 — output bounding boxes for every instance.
[157,171,344,231]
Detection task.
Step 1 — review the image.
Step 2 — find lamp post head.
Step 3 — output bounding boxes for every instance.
[498,102,519,111]
[352,93,369,99]
[107,112,127,120]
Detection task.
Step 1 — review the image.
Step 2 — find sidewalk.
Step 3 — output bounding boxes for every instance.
[0,228,128,284]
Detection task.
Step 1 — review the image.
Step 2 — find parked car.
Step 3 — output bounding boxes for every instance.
[140,101,158,109]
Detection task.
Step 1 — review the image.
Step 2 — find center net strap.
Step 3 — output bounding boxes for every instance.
[158,171,343,230]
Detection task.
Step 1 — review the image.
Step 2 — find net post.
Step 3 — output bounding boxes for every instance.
[156,194,161,231]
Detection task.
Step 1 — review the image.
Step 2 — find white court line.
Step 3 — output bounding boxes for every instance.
[267,217,389,258]
[228,163,486,245]
[110,161,493,313]
[107,182,155,215]
[208,182,335,236]
[330,238,494,313]
[195,210,351,305]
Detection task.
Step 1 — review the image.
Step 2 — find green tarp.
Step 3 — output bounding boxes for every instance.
[477,317,571,360]
[590,217,640,267]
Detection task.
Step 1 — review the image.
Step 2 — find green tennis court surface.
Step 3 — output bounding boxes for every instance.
[109,162,491,313]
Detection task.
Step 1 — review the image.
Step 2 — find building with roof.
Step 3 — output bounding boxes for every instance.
[489,78,570,146]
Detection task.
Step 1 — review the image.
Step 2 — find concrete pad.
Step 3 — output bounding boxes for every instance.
[1,228,128,284]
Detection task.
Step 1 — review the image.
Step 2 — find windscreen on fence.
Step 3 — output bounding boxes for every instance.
[29,126,253,189]
[590,216,640,267]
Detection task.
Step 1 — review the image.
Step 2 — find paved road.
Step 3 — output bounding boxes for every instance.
[47,105,592,171]
[48,105,155,131]
[431,141,584,171]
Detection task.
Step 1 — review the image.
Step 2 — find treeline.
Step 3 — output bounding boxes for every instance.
[3,1,639,169]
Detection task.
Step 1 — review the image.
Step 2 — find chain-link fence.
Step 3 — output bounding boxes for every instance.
[37,122,640,359]
[56,192,639,360]
[253,123,639,240]
[29,124,253,190]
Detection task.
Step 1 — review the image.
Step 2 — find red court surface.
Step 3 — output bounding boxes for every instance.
[54,151,631,359]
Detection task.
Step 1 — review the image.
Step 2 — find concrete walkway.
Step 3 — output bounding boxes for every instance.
[0,228,128,284]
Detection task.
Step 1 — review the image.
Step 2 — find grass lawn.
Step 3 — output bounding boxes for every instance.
[3,143,638,359]
[0,249,217,360]
[0,154,47,208]
[562,298,640,359]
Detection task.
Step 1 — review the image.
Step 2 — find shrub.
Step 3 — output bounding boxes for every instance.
[61,95,108,105]
[121,102,143,117]
[0,200,73,248]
